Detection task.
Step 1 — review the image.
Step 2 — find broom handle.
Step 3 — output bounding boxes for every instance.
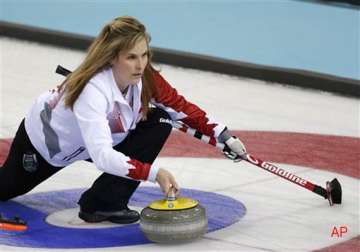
[170,120,328,199]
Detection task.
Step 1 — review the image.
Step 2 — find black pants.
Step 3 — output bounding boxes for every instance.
[0,120,62,201]
[0,108,172,212]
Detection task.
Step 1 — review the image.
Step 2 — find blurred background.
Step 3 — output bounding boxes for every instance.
[1,0,359,84]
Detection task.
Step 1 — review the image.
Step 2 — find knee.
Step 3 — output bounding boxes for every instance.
[158,116,173,137]
[0,191,14,202]
[0,180,25,201]
[152,108,172,133]
[0,176,11,201]
[0,189,29,201]
[152,107,171,121]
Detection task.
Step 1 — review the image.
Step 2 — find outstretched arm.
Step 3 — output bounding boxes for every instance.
[151,70,226,139]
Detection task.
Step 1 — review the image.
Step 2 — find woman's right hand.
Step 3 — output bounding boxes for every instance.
[155,168,180,197]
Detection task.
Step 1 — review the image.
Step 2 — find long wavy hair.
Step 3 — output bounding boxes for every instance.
[63,16,157,117]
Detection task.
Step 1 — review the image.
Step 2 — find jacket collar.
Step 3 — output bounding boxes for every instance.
[109,68,143,106]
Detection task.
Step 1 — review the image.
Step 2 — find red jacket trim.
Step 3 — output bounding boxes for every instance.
[126,159,151,180]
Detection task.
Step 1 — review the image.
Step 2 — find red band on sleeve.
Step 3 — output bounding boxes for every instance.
[126,159,151,180]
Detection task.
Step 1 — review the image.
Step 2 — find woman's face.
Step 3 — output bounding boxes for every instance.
[111,37,149,91]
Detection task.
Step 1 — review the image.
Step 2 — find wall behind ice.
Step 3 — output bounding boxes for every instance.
[0,0,359,80]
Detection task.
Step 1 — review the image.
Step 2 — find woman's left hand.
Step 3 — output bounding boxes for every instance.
[223,136,247,161]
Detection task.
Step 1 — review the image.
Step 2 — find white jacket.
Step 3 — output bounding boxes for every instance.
[25,67,225,182]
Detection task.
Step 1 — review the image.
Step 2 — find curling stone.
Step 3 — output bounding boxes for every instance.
[140,190,208,243]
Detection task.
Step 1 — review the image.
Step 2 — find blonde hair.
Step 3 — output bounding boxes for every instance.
[63,16,157,116]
